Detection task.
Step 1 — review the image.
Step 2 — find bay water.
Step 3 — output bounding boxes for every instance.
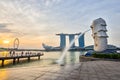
[0,51,85,68]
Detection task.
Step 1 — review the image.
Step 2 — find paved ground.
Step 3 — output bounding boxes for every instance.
[1,60,120,80]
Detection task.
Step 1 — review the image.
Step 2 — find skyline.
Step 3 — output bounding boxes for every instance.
[0,0,120,49]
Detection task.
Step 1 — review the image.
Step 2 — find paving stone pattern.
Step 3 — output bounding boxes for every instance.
[1,61,120,80]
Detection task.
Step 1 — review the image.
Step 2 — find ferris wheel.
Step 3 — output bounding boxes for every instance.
[13,38,19,49]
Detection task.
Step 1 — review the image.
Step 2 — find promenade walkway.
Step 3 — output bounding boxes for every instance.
[1,60,120,80]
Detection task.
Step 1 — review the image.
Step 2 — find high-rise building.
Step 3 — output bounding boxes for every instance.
[56,33,66,49]
[78,34,85,48]
[56,32,85,49]
[69,34,75,48]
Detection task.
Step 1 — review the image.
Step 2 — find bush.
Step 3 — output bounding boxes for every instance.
[92,53,120,59]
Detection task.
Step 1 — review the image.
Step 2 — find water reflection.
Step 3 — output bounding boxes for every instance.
[80,51,86,56]
[0,69,7,80]
[59,51,82,66]
[0,51,85,68]
[69,52,76,64]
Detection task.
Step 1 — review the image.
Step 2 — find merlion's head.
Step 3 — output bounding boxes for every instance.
[91,18,107,33]
[92,18,106,26]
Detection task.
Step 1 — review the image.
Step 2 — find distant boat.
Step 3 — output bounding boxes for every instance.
[42,43,61,51]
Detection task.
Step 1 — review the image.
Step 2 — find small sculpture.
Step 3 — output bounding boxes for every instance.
[91,18,108,52]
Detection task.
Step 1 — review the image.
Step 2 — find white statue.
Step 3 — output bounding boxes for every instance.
[91,18,108,52]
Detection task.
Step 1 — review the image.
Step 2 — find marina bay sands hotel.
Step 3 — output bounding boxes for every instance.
[56,33,85,49]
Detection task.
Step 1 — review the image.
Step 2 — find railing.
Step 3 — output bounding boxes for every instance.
[0,51,44,67]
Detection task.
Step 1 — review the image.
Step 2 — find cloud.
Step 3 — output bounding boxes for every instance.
[0,23,27,38]
[0,24,6,28]
[43,0,62,7]
[0,23,12,33]
[0,0,119,48]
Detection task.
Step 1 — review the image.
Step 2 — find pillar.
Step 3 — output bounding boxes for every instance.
[69,34,75,48]
[1,59,4,67]
[60,34,66,48]
[38,55,40,60]
[28,56,30,62]
[78,34,85,48]
[17,58,20,63]
[13,58,16,65]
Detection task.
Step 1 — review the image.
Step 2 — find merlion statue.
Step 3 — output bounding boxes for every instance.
[91,18,108,52]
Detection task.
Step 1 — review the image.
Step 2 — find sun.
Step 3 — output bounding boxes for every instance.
[3,40,10,44]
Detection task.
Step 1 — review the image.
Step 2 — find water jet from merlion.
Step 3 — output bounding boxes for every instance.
[56,29,90,66]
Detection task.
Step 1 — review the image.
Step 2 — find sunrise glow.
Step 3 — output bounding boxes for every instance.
[3,40,10,44]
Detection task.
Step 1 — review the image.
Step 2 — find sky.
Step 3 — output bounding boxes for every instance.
[0,0,120,49]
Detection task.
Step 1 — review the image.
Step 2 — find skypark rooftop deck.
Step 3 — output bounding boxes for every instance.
[56,32,81,35]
